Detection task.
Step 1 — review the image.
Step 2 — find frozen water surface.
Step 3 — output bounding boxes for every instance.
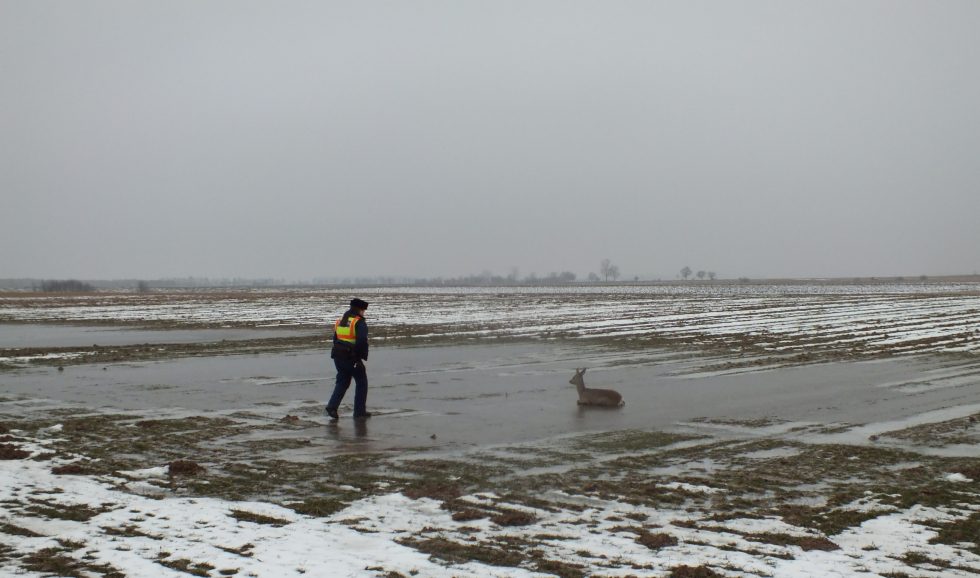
[2,340,977,452]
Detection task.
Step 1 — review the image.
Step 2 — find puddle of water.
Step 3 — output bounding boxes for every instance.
[739,447,803,460]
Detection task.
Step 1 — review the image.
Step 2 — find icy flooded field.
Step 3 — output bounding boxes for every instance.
[1,283,979,577]
[2,282,979,370]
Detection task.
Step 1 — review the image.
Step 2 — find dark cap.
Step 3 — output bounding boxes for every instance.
[350,298,369,310]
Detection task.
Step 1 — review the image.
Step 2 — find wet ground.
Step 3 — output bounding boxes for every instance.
[3,338,978,453]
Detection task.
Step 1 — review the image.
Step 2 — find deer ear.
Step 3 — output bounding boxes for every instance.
[582,368,587,374]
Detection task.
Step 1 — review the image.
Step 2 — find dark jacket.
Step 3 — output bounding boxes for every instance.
[331,309,369,361]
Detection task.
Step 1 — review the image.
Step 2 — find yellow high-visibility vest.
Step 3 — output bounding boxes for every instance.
[334,314,362,344]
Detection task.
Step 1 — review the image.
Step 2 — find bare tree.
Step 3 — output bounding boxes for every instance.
[600,259,620,281]
[708,271,717,281]
[696,270,706,280]
[680,266,692,280]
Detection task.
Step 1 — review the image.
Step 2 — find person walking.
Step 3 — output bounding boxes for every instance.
[326,298,371,420]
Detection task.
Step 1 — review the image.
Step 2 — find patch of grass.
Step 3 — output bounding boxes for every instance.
[52,462,91,475]
[216,543,255,558]
[399,537,524,567]
[0,443,30,459]
[622,479,691,507]
[497,492,561,513]
[25,499,113,522]
[401,480,462,502]
[533,558,586,578]
[450,508,488,522]
[57,538,87,550]
[23,547,125,578]
[880,413,980,446]
[1,522,43,537]
[23,548,84,576]
[669,565,723,578]
[101,524,161,540]
[901,551,934,566]
[775,504,885,536]
[230,509,292,526]
[287,497,349,517]
[636,531,678,550]
[746,532,839,551]
[571,430,699,452]
[489,509,537,526]
[169,460,206,476]
[880,483,972,510]
[705,510,767,522]
[58,414,132,434]
[691,417,788,428]
[930,512,980,555]
[156,557,215,577]
[232,438,313,452]
[945,457,980,481]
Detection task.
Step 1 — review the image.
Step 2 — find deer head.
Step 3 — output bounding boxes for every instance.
[569,368,587,391]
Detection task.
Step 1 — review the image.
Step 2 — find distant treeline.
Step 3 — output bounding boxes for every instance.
[324,271,581,286]
[37,279,95,292]
[0,277,288,291]
[1,273,976,292]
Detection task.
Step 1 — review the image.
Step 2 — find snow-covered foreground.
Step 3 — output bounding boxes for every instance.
[2,413,979,578]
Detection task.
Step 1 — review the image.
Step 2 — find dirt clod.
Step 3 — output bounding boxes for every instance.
[52,463,89,475]
[490,509,537,526]
[637,531,679,550]
[669,565,723,578]
[169,460,206,476]
[0,443,30,459]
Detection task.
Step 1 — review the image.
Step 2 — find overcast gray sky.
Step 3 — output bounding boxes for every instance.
[2,1,978,281]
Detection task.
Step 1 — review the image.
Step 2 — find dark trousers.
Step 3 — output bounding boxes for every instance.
[327,358,368,415]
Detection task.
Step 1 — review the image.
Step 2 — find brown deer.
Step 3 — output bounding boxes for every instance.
[570,368,624,407]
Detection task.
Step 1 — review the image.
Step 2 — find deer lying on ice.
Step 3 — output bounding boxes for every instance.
[570,368,624,407]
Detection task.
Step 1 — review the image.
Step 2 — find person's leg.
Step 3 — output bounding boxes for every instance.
[352,362,369,417]
[327,359,354,415]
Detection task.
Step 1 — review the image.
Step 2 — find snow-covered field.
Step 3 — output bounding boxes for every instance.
[2,283,979,361]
